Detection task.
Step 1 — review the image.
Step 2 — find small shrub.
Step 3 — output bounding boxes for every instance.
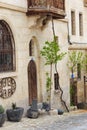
[0,105,4,114]
[12,103,16,109]
[42,102,50,111]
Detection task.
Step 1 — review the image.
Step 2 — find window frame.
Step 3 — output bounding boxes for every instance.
[71,10,76,35]
[79,13,83,36]
[0,20,15,72]
[29,39,34,56]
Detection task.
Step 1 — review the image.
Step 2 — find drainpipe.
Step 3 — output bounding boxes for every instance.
[67,22,72,45]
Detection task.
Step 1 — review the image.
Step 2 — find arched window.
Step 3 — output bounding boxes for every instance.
[29,39,34,56]
[0,20,15,72]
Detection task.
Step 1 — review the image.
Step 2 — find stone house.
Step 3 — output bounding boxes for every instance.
[67,0,87,106]
[0,0,86,113]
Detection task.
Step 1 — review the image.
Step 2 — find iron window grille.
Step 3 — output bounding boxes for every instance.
[0,20,15,72]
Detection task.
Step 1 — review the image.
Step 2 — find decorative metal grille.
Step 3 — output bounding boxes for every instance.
[0,77,16,99]
[71,11,76,35]
[84,0,87,6]
[0,20,14,72]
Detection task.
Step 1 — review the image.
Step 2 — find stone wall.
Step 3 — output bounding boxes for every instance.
[0,0,79,113]
[0,0,27,8]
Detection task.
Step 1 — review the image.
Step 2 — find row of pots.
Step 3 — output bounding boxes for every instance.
[0,106,64,127]
[0,107,24,127]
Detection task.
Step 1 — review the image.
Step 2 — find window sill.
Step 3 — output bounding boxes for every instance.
[0,71,17,79]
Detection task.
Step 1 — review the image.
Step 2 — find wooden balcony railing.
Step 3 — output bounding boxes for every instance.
[27,0,65,19]
[84,0,87,7]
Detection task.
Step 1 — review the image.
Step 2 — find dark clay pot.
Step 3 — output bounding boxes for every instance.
[77,102,87,109]
[58,109,64,115]
[0,113,5,127]
[27,108,39,119]
[6,107,24,122]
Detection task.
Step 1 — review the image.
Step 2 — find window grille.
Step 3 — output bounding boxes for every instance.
[0,20,15,72]
[71,11,76,35]
[79,13,83,36]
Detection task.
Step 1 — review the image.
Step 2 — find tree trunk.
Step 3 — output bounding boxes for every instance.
[49,63,52,109]
[55,63,69,112]
[51,17,69,112]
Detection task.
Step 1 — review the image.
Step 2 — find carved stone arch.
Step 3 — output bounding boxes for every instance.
[28,36,42,103]
[0,20,16,72]
[0,16,16,51]
[31,36,40,58]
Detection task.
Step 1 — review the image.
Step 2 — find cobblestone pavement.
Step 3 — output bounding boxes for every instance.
[1,110,87,130]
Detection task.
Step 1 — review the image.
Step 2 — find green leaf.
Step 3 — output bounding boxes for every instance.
[40,37,66,65]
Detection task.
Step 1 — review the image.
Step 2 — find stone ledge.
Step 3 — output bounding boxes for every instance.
[0,2,27,13]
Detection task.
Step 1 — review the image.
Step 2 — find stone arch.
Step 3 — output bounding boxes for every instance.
[28,36,42,103]
[0,16,17,64]
[30,36,40,58]
[0,15,16,42]
[0,20,16,71]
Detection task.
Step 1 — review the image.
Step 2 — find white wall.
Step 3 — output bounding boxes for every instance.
[66,0,86,43]
[0,0,27,8]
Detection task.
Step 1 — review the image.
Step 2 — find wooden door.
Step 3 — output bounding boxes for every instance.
[70,79,77,106]
[28,60,37,105]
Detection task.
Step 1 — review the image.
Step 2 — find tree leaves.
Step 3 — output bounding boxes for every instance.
[40,37,66,65]
[67,51,84,73]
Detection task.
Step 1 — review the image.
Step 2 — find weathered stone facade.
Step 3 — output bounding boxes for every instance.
[0,0,87,113]
[67,0,87,104]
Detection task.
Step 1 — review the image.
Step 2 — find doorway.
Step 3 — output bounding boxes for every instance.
[28,60,37,105]
[70,79,77,106]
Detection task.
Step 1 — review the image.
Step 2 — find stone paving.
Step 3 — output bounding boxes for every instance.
[1,109,87,130]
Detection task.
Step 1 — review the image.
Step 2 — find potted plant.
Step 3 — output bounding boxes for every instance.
[0,105,5,127]
[58,109,64,115]
[6,103,24,122]
[27,99,39,119]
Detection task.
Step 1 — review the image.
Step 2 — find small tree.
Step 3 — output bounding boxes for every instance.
[40,36,68,111]
[67,51,84,78]
[40,36,66,84]
[40,16,69,112]
[67,51,84,106]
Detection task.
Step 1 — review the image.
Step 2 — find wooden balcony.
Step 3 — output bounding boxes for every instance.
[84,0,87,7]
[27,0,65,19]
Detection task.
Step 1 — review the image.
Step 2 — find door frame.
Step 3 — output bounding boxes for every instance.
[28,59,37,105]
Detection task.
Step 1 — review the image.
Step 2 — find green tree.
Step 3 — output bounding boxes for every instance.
[67,51,84,106]
[82,54,87,73]
[67,51,84,78]
[40,36,69,111]
[40,36,66,88]
[40,17,69,112]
